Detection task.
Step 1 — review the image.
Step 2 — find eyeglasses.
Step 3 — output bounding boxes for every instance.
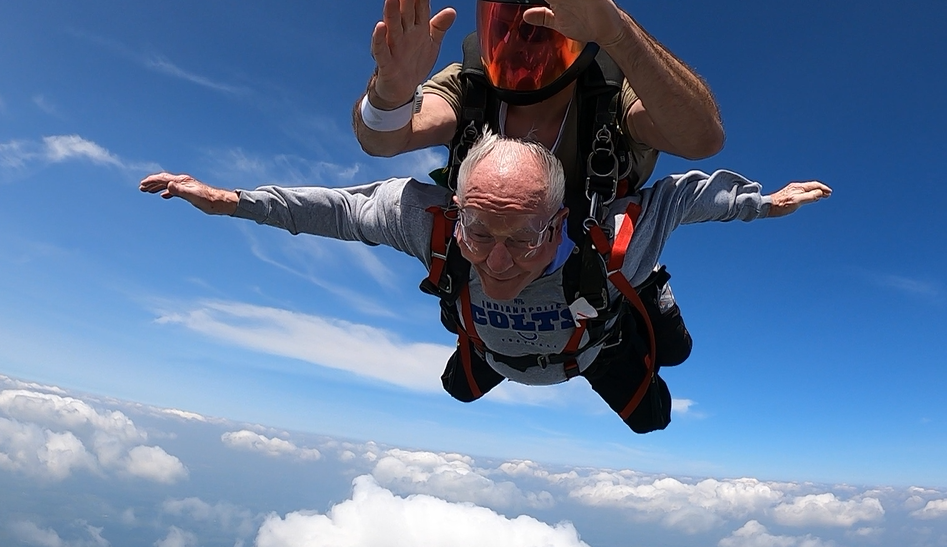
[457,208,560,260]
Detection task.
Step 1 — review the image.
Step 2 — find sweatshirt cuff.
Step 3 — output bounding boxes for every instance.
[232,189,262,221]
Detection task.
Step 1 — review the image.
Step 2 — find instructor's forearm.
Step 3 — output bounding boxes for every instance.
[603,12,724,158]
[352,93,415,158]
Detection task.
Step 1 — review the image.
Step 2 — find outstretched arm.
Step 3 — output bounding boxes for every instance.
[353,0,458,157]
[523,0,725,159]
[139,172,239,216]
[765,181,832,217]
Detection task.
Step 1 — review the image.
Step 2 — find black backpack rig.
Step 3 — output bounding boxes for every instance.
[420,33,691,433]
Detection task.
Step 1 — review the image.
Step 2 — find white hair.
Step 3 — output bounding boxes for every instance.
[455,130,565,213]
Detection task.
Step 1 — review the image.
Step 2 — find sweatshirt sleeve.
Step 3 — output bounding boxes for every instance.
[616,169,772,286]
[647,169,772,227]
[231,177,452,265]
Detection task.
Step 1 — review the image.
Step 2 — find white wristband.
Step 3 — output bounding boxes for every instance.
[360,86,422,132]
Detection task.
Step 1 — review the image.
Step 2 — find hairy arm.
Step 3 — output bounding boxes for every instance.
[524,0,725,159]
[353,76,459,157]
[353,0,459,157]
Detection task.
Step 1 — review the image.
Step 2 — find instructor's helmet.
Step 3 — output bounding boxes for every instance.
[476,0,599,105]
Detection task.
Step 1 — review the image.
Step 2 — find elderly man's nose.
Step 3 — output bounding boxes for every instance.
[485,241,515,272]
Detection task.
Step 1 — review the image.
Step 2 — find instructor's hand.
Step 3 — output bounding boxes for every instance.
[370,0,456,109]
[766,181,832,218]
[139,172,239,216]
[522,0,626,46]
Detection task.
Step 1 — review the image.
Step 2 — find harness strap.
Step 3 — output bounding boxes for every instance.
[588,202,656,420]
[458,285,484,399]
[459,283,587,379]
[424,205,451,290]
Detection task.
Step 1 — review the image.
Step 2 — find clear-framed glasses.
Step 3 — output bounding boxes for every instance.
[457,207,559,260]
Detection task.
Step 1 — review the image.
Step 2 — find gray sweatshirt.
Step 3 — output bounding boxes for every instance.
[234,169,772,385]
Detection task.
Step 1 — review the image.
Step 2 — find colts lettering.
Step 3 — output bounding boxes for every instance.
[470,302,574,332]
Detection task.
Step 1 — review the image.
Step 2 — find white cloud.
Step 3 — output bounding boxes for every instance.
[371,449,554,510]
[718,520,833,547]
[156,300,451,392]
[488,379,593,408]
[121,508,137,525]
[155,526,199,547]
[1,139,35,169]
[863,271,942,299]
[221,430,321,461]
[147,57,246,95]
[9,519,110,547]
[344,242,398,289]
[0,417,97,479]
[158,408,207,422]
[566,473,785,533]
[772,493,884,527]
[0,389,144,442]
[0,135,160,173]
[123,445,188,483]
[43,135,120,166]
[163,497,258,536]
[386,147,448,183]
[911,498,947,519]
[845,526,883,539]
[672,398,696,414]
[33,94,58,116]
[241,229,401,318]
[39,430,98,480]
[10,520,66,547]
[0,389,186,483]
[0,375,67,394]
[255,475,589,547]
[206,147,360,188]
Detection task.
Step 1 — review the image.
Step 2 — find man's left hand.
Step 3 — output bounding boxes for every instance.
[521,0,626,46]
[767,181,832,218]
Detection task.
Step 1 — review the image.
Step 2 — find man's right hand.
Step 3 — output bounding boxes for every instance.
[369,0,456,109]
[139,172,239,216]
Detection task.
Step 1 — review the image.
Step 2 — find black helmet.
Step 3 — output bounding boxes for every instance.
[476,0,599,105]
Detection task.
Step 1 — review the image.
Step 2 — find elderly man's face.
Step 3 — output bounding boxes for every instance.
[455,152,565,301]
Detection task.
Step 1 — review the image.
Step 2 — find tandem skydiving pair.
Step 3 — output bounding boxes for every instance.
[143,0,831,432]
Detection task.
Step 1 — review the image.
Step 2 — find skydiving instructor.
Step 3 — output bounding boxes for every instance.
[354,0,724,163]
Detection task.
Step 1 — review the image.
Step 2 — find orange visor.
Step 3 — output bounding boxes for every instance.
[476,0,586,92]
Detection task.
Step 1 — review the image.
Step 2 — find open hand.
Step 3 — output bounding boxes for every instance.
[521,0,626,46]
[370,0,456,109]
[767,181,832,217]
[139,172,239,216]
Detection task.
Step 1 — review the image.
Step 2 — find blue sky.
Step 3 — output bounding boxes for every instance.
[1,1,947,545]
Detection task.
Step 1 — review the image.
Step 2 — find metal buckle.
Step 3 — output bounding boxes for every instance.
[585,126,619,207]
[601,325,624,349]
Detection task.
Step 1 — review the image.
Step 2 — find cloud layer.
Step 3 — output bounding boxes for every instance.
[0,386,186,483]
[3,375,947,547]
[256,475,589,547]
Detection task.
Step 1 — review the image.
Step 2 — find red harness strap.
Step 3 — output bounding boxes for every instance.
[460,283,588,380]
[458,285,485,399]
[426,205,487,398]
[425,205,454,290]
[588,202,656,420]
